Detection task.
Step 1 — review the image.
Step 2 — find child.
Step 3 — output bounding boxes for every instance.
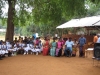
[7,42,13,56]
[72,39,78,57]
[1,41,8,57]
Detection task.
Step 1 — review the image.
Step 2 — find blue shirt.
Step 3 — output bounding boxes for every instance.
[78,37,86,46]
[65,40,74,48]
[32,34,36,39]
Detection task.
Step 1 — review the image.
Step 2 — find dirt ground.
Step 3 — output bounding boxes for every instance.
[0,53,100,75]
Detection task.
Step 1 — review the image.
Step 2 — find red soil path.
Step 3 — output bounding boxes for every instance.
[0,54,100,75]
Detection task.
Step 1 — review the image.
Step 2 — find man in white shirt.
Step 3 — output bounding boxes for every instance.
[65,37,74,57]
[97,34,100,43]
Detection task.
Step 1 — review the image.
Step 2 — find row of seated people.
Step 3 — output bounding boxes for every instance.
[0,40,43,60]
[42,37,78,57]
[0,36,79,60]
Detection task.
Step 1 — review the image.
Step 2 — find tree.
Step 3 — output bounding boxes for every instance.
[86,0,100,16]
[0,0,33,42]
[5,0,16,42]
[0,0,100,42]
[32,0,86,36]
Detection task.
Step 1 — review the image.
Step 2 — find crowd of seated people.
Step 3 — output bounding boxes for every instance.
[0,35,87,60]
[0,36,43,60]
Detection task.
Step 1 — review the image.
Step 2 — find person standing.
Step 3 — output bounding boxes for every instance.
[93,34,99,43]
[50,37,57,56]
[78,35,86,57]
[56,37,63,57]
[96,34,100,43]
[43,37,50,56]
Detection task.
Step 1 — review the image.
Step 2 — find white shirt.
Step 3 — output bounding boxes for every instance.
[1,44,7,49]
[97,37,100,43]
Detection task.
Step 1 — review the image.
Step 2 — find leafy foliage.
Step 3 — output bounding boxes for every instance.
[0,0,100,37]
[86,0,100,16]
[32,0,86,25]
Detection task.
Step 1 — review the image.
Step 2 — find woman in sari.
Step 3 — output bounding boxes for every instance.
[50,37,57,56]
[43,37,50,56]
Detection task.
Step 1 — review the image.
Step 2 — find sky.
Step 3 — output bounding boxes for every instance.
[1,3,32,18]
[1,4,8,17]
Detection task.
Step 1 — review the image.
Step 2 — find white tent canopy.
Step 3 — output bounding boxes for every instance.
[56,15,100,29]
[56,19,79,28]
[93,20,100,26]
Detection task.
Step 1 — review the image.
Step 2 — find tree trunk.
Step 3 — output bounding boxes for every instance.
[6,0,16,42]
